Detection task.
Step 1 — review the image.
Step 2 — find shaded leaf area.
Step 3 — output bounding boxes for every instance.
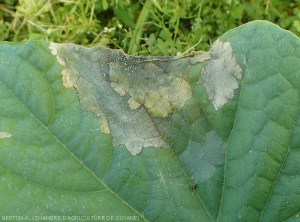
[1,20,300,222]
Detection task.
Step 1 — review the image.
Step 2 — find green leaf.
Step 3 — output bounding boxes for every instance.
[1,20,300,221]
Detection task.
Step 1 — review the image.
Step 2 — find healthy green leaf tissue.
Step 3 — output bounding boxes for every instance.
[0,20,300,221]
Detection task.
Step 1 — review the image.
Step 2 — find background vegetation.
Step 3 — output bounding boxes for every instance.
[0,0,299,56]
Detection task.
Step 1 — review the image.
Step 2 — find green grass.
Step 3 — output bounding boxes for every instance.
[0,0,299,55]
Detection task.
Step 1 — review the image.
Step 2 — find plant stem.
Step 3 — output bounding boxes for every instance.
[128,0,152,55]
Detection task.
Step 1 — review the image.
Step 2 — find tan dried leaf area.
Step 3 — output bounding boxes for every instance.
[198,39,242,110]
[49,43,196,155]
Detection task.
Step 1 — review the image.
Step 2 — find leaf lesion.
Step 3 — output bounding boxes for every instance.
[50,42,197,156]
[0,132,12,138]
[197,39,243,110]
[108,60,193,118]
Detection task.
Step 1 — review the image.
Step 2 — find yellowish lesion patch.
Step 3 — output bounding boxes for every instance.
[109,61,193,118]
[0,132,12,138]
[144,90,172,118]
[49,43,77,88]
[61,69,77,88]
[99,116,110,134]
[168,77,193,108]
[138,77,192,117]
[128,97,141,110]
[111,82,126,96]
